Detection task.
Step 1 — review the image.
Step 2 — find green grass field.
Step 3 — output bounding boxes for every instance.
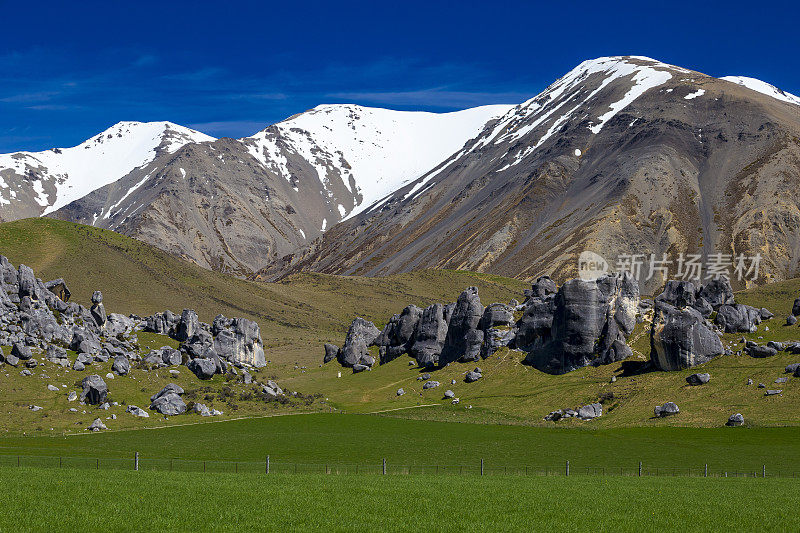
[0,467,797,532]
[2,413,800,476]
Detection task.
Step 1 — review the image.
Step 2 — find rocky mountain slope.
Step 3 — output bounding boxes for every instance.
[288,56,800,293]
[39,105,509,275]
[0,121,214,221]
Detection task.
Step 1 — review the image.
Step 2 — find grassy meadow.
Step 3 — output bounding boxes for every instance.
[0,467,797,532]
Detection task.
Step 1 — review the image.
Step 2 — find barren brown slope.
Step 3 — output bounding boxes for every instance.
[287,57,800,294]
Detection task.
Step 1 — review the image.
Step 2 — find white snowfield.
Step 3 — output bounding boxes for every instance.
[244,103,512,218]
[0,121,214,213]
[720,76,800,106]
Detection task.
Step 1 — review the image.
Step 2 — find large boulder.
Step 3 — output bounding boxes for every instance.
[161,347,182,366]
[11,343,32,360]
[323,343,339,363]
[577,403,602,420]
[176,309,199,342]
[726,413,745,427]
[90,291,106,327]
[44,278,71,302]
[715,304,761,333]
[150,393,186,416]
[111,355,130,376]
[686,373,711,386]
[150,383,184,403]
[525,273,639,374]
[479,303,516,358]
[409,304,449,368]
[655,280,697,309]
[87,418,107,431]
[650,302,723,371]
[530,276,557,299]
[17,264,40,300]
[106,313,135,337]
[697,277,734,308]
[513,294,555,352]
[70,328,103,355]
[212,316,266,367]
[654,402,680,417]
[748,345,778,358]
[20,308,72,345]
[440,287,485,365]
[80,375,108,405]
[375,305,422,365]
[339,317,380,368]
[187,357,217,380]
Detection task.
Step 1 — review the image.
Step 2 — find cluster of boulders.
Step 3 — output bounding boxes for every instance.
[544,402,603,421]
[649,276,775,370]
[0,255,267,385]
[325,272,640,375]
[0,256,140,373]
[323,273,785,382]
[141,308,266,378]
[0,255,284,430]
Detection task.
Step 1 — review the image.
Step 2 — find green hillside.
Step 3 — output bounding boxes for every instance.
[1,217,800,433]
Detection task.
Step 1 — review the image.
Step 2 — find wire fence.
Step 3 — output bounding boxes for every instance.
[1,454,799,478]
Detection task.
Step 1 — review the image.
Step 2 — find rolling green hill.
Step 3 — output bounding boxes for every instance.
[1,217,800,433]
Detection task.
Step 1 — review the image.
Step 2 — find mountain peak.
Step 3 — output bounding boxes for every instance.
[720,75,800,106]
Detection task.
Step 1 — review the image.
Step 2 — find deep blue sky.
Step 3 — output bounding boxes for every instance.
[1,0,798,152]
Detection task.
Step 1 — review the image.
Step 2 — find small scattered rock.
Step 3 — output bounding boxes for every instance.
[686,373,711,386]
[396,388,405,396]
[654,402,680,417]
[727,413,745,427]
[87,418,107,431]
[577,403,602,420]
[444,390,455,399]
[764,389,782,396]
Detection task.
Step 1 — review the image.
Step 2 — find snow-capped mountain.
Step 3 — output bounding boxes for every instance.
[243,104,512,220]
[0,121,214,220]
[720,76,800,106]
[3,55,800,285]
[287,56,800,292]
[44,104,510,275]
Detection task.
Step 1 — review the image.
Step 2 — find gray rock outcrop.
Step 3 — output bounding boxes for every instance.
[80,375,108,405]
[650,301,723,371]
[440,287,485,365]
[339,317,380,368]
[410,304,448,368]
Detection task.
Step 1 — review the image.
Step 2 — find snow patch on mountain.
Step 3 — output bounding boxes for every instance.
[244,104,512,218]
[720,76,800,106]
[0,121,214,214]
[684,89,706,100]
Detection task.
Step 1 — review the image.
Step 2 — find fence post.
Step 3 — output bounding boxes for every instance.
[763,465,766,478]
[638,461,642,477]
[704,464,707,477]
[135,452,139,471]
[96,458,99,470]
[480,458,484,476]
[566,460,570,477]
[383,458,386,475]
[266,455,270,474]
[59,457,62,469]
